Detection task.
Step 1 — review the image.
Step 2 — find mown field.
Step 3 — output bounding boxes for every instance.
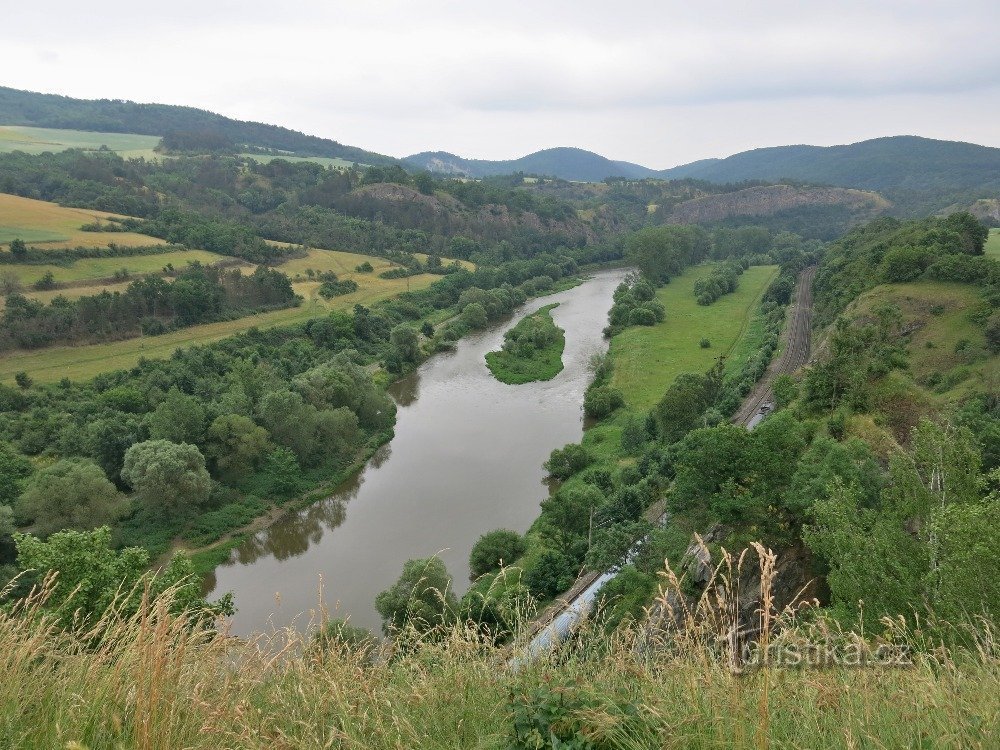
[609,264,779,411]
[0,272,441,384]
[0,125,160,159]
[0,192,166,249]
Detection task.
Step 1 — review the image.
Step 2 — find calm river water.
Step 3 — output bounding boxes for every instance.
[206,268,628,636]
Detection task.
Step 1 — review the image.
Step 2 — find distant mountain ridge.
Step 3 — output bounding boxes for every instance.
[659,136,1000,195]
[2,87,998,215]
[404,147,659,182]
[0,86,396,165]
[408,136,1000,215]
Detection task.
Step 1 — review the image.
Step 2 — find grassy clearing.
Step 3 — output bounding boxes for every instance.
[485,303,565,384]
[275,247,397,278]
[987,228,1000,259]
[0,125,161,159]
[609,264,778,412]
[1,559,995,749]
[0,273,440,384]
[0,192,165,249]
[240,152,361,169]
[849,280,998,400]
[413,252,476,271]
[0,249,229,286]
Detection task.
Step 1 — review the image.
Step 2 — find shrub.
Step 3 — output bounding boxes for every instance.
[583,386,625,419]
[700,338,711,348]
[469,529,527,579]
[544,443,592,479]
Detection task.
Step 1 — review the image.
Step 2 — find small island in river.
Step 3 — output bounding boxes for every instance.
[485,303,566,384]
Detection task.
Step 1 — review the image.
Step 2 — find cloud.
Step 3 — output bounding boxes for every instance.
[2,0,999,163]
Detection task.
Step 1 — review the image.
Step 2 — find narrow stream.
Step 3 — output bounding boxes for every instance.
[206,268,628,636]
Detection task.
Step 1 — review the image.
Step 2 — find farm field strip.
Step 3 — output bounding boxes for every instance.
[609,264,779,411]
[0,272,441,384]
[0,192,165,248]
[0,125,160,159]
[0,249,231,286]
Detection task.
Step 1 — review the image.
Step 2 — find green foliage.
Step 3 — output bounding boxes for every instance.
[582,386,624,419]
[148,387,206,444]
[14,458,123,536]
[772,373,798,408]
[804,421,998,628]
[0,441,32,507]
[13,526,231,628]
[262,447,302,499]
[374,557,457,635]
[389,324,420,364]
[544,443,592,480]
[625,225,710,284]
[813,213,992,327]
[653,361,724,444]
[523,547,579,599]
[205,414,270,482]
[121,440,211,519]
[318,278,359,298]
[693,260,743,305]
[486,305,566,384]
[469,529,526,579]
[508,680,606,750]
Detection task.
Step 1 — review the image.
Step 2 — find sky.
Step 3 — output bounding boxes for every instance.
[4,0,1000,167]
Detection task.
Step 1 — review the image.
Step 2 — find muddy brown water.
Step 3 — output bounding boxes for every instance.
[205,269,628,637]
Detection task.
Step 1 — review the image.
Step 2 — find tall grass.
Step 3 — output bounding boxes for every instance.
[2,547,997,749]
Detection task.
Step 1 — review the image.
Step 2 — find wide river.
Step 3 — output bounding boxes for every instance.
[206,268,628,636]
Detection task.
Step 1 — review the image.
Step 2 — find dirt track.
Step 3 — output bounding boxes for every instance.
[732,265,816,427]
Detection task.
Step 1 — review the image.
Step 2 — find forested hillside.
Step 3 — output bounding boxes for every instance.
[0,86,396,165]
[404,146,658,181]
[661,136,1000,215]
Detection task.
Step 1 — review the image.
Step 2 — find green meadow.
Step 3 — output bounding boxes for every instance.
[0,125,160,158]
[609,264,779,411]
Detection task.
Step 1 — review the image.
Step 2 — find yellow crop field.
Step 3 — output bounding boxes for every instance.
[0,193,166,249]
[0,272,441,384]
[276,247,397,279]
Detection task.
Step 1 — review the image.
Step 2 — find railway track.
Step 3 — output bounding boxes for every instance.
[513,266,818,664]
[732,265,816,428]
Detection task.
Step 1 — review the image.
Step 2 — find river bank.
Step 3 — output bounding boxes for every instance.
[205,269,627,636]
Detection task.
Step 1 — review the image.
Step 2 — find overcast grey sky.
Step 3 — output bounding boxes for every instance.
[5,1,1000,166]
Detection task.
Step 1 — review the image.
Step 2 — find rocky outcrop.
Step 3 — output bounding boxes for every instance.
[668,184,889,224]
[967,198,1000,224]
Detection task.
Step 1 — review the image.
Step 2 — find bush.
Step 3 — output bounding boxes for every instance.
[583,386,625,419]
[699,338,711,348]
[469,529,526,579]
[628,306,657,326]
[319,279,359,298]
[355,261,374,273]
[523,548,578,599]
[544,443,592,479]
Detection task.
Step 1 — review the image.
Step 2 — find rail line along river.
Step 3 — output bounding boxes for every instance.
[206,269,629,637]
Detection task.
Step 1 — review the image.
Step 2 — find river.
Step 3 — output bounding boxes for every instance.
[205,268,628,637]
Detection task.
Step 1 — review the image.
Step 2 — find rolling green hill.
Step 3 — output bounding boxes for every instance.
[404,146,658,181]
[659,136,1000,214]
[0,86,396,165]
